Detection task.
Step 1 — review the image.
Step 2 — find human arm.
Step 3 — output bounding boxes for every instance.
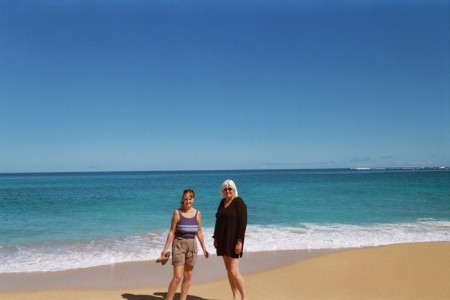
[235,240,243,255]
[235,197,247,255]
[161,210,179,256]
[212,199,224,249]
[196,211,209,258]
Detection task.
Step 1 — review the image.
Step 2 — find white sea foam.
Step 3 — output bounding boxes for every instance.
[1,220,449,273]
[244,220,450,251]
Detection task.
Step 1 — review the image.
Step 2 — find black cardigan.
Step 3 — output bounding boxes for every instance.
[213,197,247,258]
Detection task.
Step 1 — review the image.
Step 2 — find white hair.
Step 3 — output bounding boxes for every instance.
[221,179,239,197]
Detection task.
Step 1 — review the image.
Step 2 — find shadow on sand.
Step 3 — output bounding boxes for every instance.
[122,292,218,300]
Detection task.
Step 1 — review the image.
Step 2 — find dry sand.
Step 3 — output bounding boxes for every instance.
[1,242,449,300]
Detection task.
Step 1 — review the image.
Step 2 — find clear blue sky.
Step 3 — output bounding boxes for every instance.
[1,0,449,172]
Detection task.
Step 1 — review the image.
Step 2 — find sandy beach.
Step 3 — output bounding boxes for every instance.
[1,242,449,300]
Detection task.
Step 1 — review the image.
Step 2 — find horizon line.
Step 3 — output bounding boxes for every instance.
[1,166,448,175]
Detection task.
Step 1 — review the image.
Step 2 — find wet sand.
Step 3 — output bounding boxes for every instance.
[1,242,449,300]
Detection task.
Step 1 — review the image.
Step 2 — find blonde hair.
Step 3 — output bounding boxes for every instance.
[221,179,238,198]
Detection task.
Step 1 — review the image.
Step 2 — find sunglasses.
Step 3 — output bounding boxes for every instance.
[223,188,233,191]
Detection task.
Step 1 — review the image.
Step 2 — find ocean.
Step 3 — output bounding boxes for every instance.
[1,169,449,273]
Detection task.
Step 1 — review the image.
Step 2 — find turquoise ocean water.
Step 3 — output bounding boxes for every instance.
[1,169,449,273]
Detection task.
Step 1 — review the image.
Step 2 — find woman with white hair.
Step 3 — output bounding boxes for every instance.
[213,179,247,300]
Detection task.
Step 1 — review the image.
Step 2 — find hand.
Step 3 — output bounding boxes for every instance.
[204,250,209,259]
[213,239,218,249]
[235,242,242,255]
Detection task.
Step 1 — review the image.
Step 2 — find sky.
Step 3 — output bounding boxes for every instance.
[0,0,449,172]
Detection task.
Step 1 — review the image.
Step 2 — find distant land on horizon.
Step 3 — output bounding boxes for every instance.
[0,166,449,176]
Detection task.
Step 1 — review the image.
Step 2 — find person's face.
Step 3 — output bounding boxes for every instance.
[182,192,194,209]
[223,186,234,198]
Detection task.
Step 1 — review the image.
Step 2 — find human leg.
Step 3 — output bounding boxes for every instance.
[179,238,196,299]
[167,237,187,300]
[167,264,184,300]
[224,256,238,299]
[179,264,193,300]
[223,256,246,300]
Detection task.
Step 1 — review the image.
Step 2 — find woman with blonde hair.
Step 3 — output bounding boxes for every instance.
[213,179,247,300]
